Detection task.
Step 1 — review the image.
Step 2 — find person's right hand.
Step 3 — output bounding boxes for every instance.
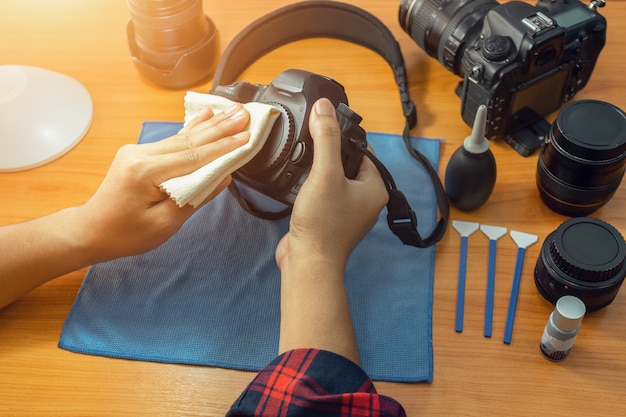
[77,103,251,263]
[275,98,388,270]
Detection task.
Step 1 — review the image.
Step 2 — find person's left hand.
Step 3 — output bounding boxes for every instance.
[76,103,250,262]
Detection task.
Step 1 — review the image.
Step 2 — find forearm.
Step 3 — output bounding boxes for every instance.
[278,255,359,364]
[0,206,94,309]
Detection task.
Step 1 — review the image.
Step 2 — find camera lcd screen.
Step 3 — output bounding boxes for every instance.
[510,67,569,118]
[552,6,594,28]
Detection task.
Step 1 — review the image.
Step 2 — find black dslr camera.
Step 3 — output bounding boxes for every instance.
[400,0,607,156]
[213,69,366,206]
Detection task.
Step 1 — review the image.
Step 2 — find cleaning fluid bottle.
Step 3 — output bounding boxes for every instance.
[444,104,497,211]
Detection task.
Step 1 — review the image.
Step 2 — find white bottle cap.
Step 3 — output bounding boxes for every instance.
[553,295,586,332]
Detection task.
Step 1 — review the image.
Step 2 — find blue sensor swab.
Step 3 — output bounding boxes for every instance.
[479,225,507,338]
[452,220,479,333]
[504,230,538,344]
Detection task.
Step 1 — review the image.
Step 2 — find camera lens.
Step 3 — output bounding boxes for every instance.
[399,0,498,75]
[128,0,211,69]
[534,217,626,311]
[536,100,626,216]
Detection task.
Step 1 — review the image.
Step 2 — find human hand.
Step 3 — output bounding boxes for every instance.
[76,103,250,263]
[275,98,388,270]
[275,98,387,360]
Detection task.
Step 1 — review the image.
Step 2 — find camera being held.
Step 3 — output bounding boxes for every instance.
[399,0,607,156]
[213,69,366,206]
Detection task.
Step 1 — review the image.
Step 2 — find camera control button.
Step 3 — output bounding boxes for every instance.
[289,141,309,166]
[482,36,513,62]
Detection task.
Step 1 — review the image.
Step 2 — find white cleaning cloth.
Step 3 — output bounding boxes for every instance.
[160,92,280,207]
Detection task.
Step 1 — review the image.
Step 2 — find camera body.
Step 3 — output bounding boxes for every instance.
[213,69,366,206]
[458,0,606,154]
[400,0,607,155]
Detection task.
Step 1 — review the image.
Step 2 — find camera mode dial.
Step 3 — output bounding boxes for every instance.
[481,35,513,62]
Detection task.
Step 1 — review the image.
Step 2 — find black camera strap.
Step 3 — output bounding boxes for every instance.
[397,123,449,247]
[212,0,449,248]
[355,135,448,248]
[211,1,416,125]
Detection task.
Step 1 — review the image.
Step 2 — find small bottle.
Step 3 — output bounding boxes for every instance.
[540,295,586,361]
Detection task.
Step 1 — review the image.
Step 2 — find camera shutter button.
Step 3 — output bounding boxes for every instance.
[482,36,513,62]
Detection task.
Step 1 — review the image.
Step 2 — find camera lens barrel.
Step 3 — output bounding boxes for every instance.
[534,217,626,311]
[536,100,626,216]
[129,0,209,67]
[399,0,498,75]
[126,0,220,88]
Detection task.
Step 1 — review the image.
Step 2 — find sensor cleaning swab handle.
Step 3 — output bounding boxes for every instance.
[480,225,507,338]
[452,220,479,332]
[504,231,538,344]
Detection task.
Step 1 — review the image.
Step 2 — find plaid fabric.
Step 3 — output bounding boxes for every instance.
[227,349,406,417]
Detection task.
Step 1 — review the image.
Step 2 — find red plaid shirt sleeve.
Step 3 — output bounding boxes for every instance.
[227,348,407,417]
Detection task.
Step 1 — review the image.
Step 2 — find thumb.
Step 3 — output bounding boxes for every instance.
[308,98,343,175]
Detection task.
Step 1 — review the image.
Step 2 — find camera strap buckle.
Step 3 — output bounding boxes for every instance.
[386,190,424,248]
[359,142,448,249]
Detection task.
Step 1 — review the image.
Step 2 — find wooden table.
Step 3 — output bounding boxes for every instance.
[1,1,625,415]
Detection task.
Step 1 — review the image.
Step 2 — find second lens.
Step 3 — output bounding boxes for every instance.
[536,100,626,216]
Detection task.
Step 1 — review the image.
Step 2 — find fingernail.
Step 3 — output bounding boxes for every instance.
[222,103,240,116]
[198,106,212,118]
[314,98,335,116]
[232,131,249,140]
[229,108,246,120]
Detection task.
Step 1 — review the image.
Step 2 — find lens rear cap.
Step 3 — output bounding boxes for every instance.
[552,217,626,284]
[553,100,626,162]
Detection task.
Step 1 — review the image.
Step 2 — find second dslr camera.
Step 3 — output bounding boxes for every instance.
[400,0,607,156]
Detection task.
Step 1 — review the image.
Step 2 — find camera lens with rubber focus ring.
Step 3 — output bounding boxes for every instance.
[536,100,626,216]
[534,217,626,311]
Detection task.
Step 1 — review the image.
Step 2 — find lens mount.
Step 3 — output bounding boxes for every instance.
[238,103,296,177]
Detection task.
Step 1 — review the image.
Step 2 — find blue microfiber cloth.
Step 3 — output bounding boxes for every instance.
[59,121,440,383]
